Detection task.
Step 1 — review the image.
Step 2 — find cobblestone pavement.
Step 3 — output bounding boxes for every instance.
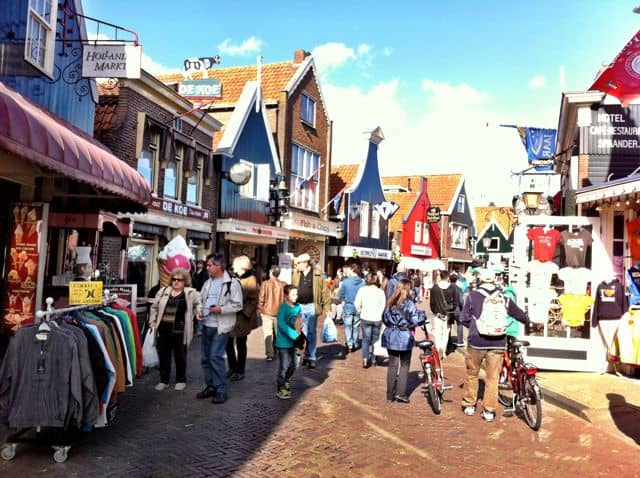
[1,325,639,478]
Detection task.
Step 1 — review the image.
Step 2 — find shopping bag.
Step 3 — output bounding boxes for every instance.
[321,317,338,343]
[142,329,159,368]
[373,327,388,358]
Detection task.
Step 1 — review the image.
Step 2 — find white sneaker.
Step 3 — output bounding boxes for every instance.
[481,410,496,422]
[155,383,168,391]
[463,405,476,416]
[174,382,186,391]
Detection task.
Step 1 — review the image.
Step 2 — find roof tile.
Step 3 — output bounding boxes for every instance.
[94,102,117,131]
[384,191,420,232]
[382,174,463,211]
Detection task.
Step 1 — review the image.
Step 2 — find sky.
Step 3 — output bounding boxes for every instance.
[83,0,640,206]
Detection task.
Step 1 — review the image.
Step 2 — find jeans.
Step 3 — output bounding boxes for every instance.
[300,303,318,362]
[343,312,361,348]
[387,349,412,400]
[226,336,248,375]
[156,321,187,384]
[276,347,297,390]
[461,347,503,413]
[261,314,277,359]
[201,325,229,394]
[361,320,381,360]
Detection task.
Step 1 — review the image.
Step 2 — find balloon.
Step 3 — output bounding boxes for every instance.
[162,254,192,273]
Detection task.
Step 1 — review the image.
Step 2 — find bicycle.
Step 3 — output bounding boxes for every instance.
[416,323,452,414]
[498,339,543,430]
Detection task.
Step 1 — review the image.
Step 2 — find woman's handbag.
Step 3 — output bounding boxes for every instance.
[142,329,160,368]
[293,332,307,350]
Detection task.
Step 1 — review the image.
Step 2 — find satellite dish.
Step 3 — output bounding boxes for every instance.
[228,162,252,185]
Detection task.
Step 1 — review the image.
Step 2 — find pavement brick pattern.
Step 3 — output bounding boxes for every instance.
[1,324,639,477]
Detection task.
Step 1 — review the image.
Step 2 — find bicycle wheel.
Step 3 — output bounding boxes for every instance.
[425,365,441,414]
[498,363,513,407]
[522,376,542,431]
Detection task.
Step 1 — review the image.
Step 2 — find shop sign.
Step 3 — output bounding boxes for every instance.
[410,244,432,256]
[582,105,640,155]
[217,219,289,239]
[284,212,338,237]
[82,44,141,79]
[3,204,43,331]
[178,79,222,99]
[69,281,103,305]
[104,284,138,309]
[427,207,441,223]
[150,198,210,221]
[340,245,393,260]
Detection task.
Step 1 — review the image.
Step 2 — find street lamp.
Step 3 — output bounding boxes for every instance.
[522,191,542,215]
[266,174,289,227]
[482,236,492,266]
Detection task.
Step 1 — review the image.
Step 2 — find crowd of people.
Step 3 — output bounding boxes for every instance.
[146,252,529,420]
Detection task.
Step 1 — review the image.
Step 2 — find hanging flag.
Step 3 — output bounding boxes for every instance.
[374,201,399,220]
[330,190,343,212]
[589,29,640,106]
[501,125,556,172]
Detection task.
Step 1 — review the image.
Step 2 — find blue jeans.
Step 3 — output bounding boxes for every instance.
[361,320,381,360]
[343,312,361,348]
[276,347,297,390]
[300,303,318,362]
[201,325,229,394]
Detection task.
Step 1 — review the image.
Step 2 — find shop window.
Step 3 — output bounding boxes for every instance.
[24,0,58,76]
[450,224,468,249]
[290,144,319,211]
[301,93,316,127]
[186,154,203,205]
[360,202,370,237]
[457,194,465,214]
[371,209,380,239]
[163,143,183,200]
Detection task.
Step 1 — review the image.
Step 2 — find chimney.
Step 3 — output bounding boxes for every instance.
[293,49,311,64]
[407,178,411,192]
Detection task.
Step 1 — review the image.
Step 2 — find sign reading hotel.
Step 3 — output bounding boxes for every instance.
[178,79,222,99]
[82,44,142,78]
[583,105,640,155]
[150,197,211,221]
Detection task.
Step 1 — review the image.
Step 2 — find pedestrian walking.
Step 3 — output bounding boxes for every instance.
[275,285,304,399]
[382,279,426,403]
[197,253,243,404]
[148,267,203,391]
[449,273,465,347]
[429,270,458,357]
[386,261,411,300]
[355,272,386,368]
[459,268,528,422]
[227,255,259,382]
[329,273,344,325]
[291,253,331,369]
[191,259,208,291]
[339,261,364,353]
[258,265,286,361]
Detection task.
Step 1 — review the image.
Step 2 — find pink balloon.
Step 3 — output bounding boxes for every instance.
[162,254,192,273]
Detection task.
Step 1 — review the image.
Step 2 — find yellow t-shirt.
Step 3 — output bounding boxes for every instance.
[558,294,594,327]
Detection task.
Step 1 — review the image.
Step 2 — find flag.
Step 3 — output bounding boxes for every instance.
[330,190,343,212]
[374,201,399,220]
[589,29,640,106]
[501,125,556,172]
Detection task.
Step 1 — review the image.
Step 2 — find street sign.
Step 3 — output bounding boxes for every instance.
[427,207,441,223]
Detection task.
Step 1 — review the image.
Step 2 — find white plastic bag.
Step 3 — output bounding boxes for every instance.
[373,326,388,358]
[321,316,338,343]
[142,329,159,368]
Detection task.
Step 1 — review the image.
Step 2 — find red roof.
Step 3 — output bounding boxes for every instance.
[0,81,150,208]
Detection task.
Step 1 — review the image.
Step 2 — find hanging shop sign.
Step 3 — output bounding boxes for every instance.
[178,79,222,99]
[82,44,142,79]
[3,203,44,332]
[149,197,211,221]
[427,207,441,223]
[69,281,103,305]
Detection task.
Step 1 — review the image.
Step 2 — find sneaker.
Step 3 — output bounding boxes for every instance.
[211,393,227,404]
[266,356,274,362]
[174,382,186,391]
[463,405,476,416]
[283,380,291,391]
[155,383,168,391]
[306,360,317,369]
[276,388,291,400]
[481,410,496,422]
[230,373,245,382]
[196,386,215,399]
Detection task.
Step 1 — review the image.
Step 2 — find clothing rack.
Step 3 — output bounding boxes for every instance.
[1,291,119,463]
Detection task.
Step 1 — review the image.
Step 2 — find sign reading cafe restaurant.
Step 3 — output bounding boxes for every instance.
[82,44,142,79]
[582,105,640,155]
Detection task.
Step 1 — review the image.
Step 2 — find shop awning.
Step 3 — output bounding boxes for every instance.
[0,82,151,209]
[575,173,640,204]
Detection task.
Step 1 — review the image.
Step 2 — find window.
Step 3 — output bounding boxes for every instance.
[422,222,430,244]
[163,143,183,199]
[300,93,316,127]
[414,221,422,243]
[450,224,468,249]
[488,237,500,251]
[457,194,465,213]
[360,202,370,237]
[371,209,380,239]
[255,164,270,201]
[25,0,57,76]
[290,144,320,211]
[138,129,159,191]
[186,154,203,205]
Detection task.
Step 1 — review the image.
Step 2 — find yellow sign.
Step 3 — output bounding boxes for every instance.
[69,281,103,305]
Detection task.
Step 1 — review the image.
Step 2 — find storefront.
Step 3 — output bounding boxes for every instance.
[283,211,338,271]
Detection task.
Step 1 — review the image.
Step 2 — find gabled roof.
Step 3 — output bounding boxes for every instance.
[330,164,361,198]
[215,81,281,174]
[384,191,420,232]
[382,174,463,213]
[474,206,516,238]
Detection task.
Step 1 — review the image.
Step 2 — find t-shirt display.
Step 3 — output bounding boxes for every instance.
[627,219,640,261]
[558,267,591,295]
[615,309,640,365]
[526,260,559,290]
[560,229,592,268]
[558,294,594,327]
[592,280,625,326]
[524,288,557,324]
[527,227,560,262]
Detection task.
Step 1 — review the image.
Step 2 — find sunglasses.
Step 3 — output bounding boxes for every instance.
[171,277,185,282]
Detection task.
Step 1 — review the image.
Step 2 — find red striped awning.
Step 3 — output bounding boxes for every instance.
[0,81,151,208]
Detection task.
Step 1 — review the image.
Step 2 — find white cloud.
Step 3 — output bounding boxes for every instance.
[217,36,263,56]
[312,43,357,72]
[381,46,393,57]
[357,43,372,56]
[528,75,546,89]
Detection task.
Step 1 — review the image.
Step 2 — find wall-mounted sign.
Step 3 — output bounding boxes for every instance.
[150,197,211,221]
[82,44,141,79]
[217,219,289,240]
[178,79,222,99]
[69,281,103,305]
[582,105,640,155]
[427,207,441,223]
[283,212,338,237]
[410,244,432,256]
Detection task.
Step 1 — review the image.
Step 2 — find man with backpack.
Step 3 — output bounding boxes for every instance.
[429,270,458,358]
[459,268,528,422]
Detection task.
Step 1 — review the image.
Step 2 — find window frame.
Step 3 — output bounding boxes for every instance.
[24,0,58,77]
[487,237,500,252]
[450,224,468,250]
[371,209,380,239]
[163,142,183,200]
[138,128,160,194]
[457,194,465,214]
[289,143,320,212]
[186,153,204,206]
[300,93,316,127]
[359,201,370,238]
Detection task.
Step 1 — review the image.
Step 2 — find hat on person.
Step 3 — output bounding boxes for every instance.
[477,268,496,283]
[295,253,311,264]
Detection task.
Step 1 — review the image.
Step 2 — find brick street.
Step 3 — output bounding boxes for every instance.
[1,327,638,478]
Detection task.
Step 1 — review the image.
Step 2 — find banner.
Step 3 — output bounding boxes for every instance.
[502,125,557,172]
[589,29,640,106]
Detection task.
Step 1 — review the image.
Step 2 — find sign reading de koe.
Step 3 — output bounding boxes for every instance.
[82,44,142,79]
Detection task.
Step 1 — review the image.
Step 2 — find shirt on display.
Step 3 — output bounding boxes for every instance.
[627,219,640,261]
[560,229,592,268]
[615,309,640,365]
[558,294,594,327]
[524,287,557,324]
[526,260,559,289]
[527,227,560,262]
[592,280,625,326]
[558,267,591,295]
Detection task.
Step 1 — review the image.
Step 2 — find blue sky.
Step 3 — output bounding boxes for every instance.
[84,0,640,204]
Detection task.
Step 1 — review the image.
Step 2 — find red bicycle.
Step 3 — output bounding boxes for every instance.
[416,323,451,414]
[498,339,543,430]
